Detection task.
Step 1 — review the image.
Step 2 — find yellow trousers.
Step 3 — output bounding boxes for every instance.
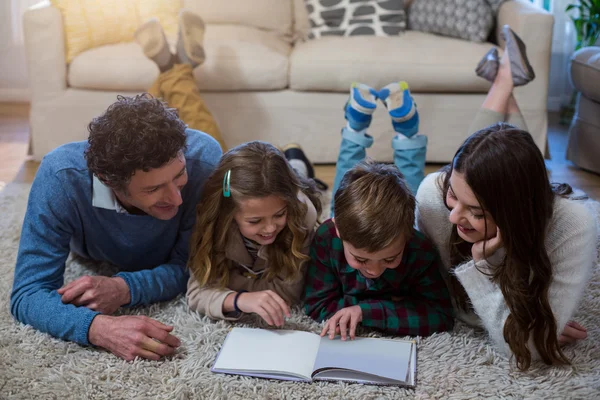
[148,64,226,151]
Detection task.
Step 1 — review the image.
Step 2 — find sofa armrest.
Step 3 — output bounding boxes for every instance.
[496,0,554,110]
[23,2,67,99]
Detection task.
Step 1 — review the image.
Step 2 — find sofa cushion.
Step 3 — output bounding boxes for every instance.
[51,0,140,63]
[183,0,293,39]
[290,31,493,93]
[69,25,291,92]
[138,0,183,40]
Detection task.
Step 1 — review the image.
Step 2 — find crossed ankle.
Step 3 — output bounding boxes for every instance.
[345,123,368,136]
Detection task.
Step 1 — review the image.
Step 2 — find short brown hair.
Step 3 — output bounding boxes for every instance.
[85,94,187,191]
[334,160,415,252]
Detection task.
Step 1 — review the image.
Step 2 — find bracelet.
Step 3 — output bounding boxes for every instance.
[233,290,248,313]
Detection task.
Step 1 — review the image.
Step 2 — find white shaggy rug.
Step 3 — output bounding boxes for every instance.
[1,183,600,399]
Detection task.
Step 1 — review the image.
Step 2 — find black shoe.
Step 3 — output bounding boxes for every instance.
[283,143,329,191]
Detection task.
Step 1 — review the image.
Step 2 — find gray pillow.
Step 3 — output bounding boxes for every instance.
[305,0,406,39]
[486,0,510,13]
[408,0,495,42]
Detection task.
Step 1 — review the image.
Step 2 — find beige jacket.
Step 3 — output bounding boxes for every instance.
[186,191,318,320]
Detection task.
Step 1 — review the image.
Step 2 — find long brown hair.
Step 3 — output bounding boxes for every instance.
[188,141,321,288]
[440,123,571,370]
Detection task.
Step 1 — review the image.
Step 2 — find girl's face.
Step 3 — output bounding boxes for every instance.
[446,171,497,243]
[234,195,288,245]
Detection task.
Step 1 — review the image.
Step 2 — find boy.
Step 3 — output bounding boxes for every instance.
[303,82,454,339]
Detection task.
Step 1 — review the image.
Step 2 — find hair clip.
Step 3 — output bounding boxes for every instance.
[223,170,231,198]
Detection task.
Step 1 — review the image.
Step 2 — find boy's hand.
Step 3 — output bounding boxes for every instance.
[320,305,363,341]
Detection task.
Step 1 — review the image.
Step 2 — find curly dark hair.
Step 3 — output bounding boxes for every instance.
[85,94,187,191]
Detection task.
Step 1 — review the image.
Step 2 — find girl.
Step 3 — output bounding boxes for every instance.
[187,141,322,326]
[416,26,597,370]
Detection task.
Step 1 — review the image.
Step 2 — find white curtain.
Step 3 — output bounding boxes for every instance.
[0,0,48,100]
[547,0,578,111]
[10,0,48,45]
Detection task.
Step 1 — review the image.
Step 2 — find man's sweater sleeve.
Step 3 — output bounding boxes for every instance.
[10,164,100,346]
[114,224,191,307]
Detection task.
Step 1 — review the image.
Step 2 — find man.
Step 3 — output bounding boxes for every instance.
[10,94,221,361]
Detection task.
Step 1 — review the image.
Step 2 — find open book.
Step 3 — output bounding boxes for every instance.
[212,327,417,387]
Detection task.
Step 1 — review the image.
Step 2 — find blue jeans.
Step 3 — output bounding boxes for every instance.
[331,128,427,216]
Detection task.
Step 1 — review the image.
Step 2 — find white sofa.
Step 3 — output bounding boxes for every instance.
[24,0,553,163]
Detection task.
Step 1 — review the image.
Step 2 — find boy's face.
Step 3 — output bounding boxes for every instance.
[337,228,406,279]
[114,151,188,220]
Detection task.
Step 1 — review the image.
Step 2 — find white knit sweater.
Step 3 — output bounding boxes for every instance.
[416,172,597,359]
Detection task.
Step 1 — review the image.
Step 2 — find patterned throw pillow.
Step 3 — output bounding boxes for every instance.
[305,0,406,39]
[408,0,494,42]
[485,0,510,13]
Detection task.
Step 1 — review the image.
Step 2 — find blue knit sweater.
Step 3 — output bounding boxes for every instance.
[10,129,221,345]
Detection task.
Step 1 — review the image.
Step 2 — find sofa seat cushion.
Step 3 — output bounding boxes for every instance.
[290,31,494,93]
[69,25,291,92]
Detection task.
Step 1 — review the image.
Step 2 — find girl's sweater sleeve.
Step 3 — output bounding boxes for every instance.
[454,200,597,359]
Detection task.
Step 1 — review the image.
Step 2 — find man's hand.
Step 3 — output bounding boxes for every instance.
[320,305,363,341]
[89,315,181,361]
[559,320,587,346]
[58,275,130,315]
[236,290,291,327]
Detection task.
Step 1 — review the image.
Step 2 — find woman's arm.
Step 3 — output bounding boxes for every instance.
[454,201,597,358]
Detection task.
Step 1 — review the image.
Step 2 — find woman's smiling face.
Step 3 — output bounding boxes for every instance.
[446,171,497,243]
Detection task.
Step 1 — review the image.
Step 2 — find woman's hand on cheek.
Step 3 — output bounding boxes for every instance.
[472,227,503,262]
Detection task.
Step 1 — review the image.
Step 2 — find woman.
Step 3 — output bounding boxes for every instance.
[416,26,597,371]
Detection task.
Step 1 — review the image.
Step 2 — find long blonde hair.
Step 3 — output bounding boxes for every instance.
[189,141,322,288]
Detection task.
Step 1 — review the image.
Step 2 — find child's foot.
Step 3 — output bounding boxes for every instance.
[501,25,535,86]
[344,83,378,132]
[475,47,500,83]
[378,81,419,138]
[177,10,206,68]
[283,144,329,190]
[134,19,174,72]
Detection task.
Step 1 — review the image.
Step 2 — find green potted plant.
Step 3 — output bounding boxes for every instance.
[566,0,600,50]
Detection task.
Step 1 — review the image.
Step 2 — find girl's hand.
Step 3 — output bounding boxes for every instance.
[559,320,587,346]
[320,306,363,341]
[236,290,291,327]
[472,227,503,262]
